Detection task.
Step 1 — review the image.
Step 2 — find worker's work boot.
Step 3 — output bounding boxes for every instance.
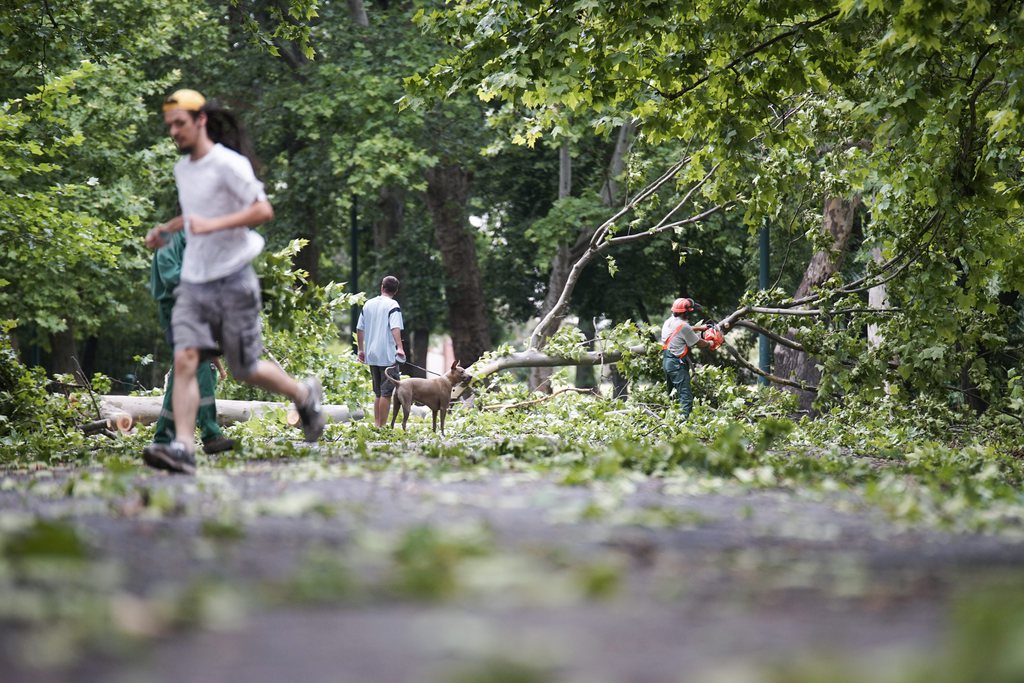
[142,441,197,475]
[202,435,236,454]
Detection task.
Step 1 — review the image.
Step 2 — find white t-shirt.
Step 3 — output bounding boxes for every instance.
[357,295,404,366]
[175,143,267,283]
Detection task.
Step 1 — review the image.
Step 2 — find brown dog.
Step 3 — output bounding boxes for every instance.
[388,361,472,435]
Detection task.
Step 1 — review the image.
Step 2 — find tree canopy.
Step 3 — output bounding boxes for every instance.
[408,0,1024,410]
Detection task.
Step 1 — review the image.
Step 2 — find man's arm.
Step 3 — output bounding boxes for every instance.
[144,215,185,249]
[211,357,228,381]
[680,323,712,350]
[391,327,405,360]
[356,329,366,364]
[188,199,274,235]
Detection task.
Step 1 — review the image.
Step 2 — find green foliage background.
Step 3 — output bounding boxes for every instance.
[0,0,1023,484]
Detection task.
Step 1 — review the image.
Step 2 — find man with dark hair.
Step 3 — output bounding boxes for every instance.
[356,275,406,428]
[142,89,324,474]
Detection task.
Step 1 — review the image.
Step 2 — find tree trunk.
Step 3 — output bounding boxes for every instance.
[471,344,647,381]
[49,324,79,380]
[599,121,635,207]
[609,364,629,400]
[409,328,430,379]
[425,164,491,365]
[371,185,427,378]
[575,317,597,390]
[774,195,860,410]
[347,0,369,27]
[80,335,98,381]
[295,203,320,282]
[530,142,574,391]
[373,186,404,251]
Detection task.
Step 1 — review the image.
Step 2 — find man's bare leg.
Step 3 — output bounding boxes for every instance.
[242,360,325,442]
[172,348,201,450]
[242,359,307,403]
[375,396,390,428]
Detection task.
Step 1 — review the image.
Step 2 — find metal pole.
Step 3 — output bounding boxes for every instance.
[350,195,359,346]
[758,223,771,385]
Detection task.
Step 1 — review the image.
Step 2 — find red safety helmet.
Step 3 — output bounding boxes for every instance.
[671,297,694,313]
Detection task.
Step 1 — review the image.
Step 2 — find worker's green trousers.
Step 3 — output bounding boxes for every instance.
[662,350,693,418]
[153,361,223,445]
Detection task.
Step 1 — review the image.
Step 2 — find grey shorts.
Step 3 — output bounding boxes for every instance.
[370,365,398,398]
[171,265,264,379]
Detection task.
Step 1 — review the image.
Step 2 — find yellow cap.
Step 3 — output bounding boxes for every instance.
[162,89,206,112]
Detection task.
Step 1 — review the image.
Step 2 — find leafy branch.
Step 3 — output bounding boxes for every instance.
[528,157,726,350]
[661,11,841,102]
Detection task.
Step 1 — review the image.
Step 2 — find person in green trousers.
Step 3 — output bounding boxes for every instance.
[660,297,722,418]
[144,231,235,456]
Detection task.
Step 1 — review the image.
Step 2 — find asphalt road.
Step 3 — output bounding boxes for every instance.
[2,449,1023,683]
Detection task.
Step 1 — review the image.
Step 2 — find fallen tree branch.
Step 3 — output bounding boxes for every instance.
[722,342,819,392]
[719,305,751,332]
[732,321,804,352]
[749,306,821,316]
[471,344,649,383]
[481,387,598,411]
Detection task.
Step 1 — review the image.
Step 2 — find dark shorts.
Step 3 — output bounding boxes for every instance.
[171,265,264,379]
[370,364,398,398]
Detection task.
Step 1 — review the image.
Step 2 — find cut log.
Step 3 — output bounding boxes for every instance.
[106,410,134,433]
[99,395,366,428]
[94,396,442,431]
[83,411,134,436]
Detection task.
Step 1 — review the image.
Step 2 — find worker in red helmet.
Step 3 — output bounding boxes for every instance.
[661,297,715,418]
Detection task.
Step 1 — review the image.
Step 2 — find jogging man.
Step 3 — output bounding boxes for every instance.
[356,275,406,428]
[143,88,324,474]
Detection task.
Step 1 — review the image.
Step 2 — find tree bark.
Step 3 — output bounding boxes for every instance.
[773,195,860,410]
[609,364,629,400]
[409,328,430,379]
[295,202,320,282]
[373,185,404,251]
[530,141,574,391]
[347,0,369,27]
[599,121,635,207]
[575,317,597,389]
[368,185,427,378]
[80,335,98,381]
[959,357,987,414]
[49,324,79,380]
[425,164,492,365]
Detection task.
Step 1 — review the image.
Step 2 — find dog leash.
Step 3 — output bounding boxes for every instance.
[392,360,442,377]
[406,361,441,376]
